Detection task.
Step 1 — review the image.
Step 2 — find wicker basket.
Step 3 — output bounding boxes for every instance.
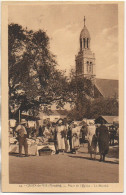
[38,148,52,156]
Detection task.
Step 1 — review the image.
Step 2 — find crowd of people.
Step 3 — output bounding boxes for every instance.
[14,118,119,162]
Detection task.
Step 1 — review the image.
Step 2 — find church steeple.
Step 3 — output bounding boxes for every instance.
[80,16,91,50]
[75,17,96,79]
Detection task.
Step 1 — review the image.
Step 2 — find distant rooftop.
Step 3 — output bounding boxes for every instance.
[95,115,118,124]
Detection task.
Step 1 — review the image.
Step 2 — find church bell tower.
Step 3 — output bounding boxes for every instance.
[75,17,96,80]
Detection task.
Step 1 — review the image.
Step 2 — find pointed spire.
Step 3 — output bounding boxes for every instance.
[84,16,86,26]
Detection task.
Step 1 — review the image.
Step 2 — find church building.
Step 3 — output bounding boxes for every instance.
[75,17,118,99]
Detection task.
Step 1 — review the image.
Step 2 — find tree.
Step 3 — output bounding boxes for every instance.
[67,69,94,120]
[89,97,118,119]
[8,24,71,117]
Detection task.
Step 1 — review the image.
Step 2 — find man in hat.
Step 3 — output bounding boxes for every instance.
[16,119,28,157]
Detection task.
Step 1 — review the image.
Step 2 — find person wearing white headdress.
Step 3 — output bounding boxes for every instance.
[56,119,66,153]
[71,122,80,153]
[87,121,97,159]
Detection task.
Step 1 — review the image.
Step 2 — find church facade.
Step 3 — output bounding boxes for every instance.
[75,17,118,99]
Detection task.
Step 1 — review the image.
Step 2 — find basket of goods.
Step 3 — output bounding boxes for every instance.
[38,146,52,156]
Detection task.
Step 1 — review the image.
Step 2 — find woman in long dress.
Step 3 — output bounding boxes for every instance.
[96,121,109,162]
[71,122,80,153]
[87,122,97,159]
[56,119,66,153]
[67,124,72,152]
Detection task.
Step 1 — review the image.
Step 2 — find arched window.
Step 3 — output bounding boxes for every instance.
[87,61,89,72]
[83,38,85,48]
[87,38,88,48]
[89,62,92,72]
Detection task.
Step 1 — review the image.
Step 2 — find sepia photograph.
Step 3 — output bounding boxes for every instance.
[1,1,124,192]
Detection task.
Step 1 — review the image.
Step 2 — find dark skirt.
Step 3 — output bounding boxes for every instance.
[98,130,109,155]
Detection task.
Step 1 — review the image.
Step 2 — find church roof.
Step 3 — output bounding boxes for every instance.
[95,78,118,98]
[80,25,90,39]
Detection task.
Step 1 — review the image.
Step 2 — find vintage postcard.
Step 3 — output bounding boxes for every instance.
[1,1,124,192]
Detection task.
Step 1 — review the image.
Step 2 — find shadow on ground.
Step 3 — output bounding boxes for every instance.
[9,152,35,157]
[68,155,119,164]
[106,146,119,159]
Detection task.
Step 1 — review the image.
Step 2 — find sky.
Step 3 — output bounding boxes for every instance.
[9,3,118,79]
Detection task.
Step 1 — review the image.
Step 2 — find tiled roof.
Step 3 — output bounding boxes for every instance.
[95,78,118,98]
[95,115,118,124]
[102,116,118,124]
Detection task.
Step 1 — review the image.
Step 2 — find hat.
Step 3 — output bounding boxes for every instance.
[72,121,77,127]
[58,119,63,124]
[89,120,95,125]
[57,118,64,125]
[73,121,78,125]
[20,119,27,124]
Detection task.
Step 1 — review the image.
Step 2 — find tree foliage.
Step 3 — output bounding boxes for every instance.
[68,97,118,121]
[67,69,95,120]
[9,23,70,116]
[68,69,118,120]
[89,98,118,119]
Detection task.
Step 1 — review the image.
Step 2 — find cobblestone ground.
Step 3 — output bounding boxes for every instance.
[9,144,119,184]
